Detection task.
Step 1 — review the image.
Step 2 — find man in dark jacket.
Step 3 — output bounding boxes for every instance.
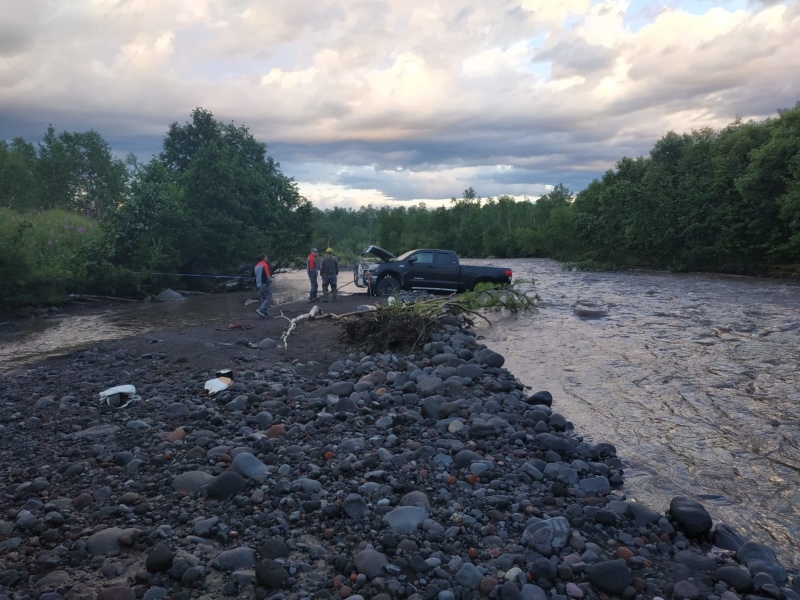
[320,247,339,302]
[307,247,319,302]
[254,254,272,318]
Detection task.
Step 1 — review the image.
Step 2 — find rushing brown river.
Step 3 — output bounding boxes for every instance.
[474,259,800,571]
[1,260,799,569]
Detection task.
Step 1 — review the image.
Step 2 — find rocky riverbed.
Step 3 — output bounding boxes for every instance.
[0,294,797,600]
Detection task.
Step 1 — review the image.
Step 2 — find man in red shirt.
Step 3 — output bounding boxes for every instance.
[254,254,272,318]
[307,247,319,302]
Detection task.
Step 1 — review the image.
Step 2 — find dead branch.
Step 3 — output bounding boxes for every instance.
[279,305,322,349]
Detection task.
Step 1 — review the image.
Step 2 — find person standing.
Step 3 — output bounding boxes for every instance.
[320,247,339,303]
[307,247,319,302]
[254,254,272,318]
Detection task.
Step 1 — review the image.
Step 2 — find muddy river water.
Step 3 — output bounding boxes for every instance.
[476,259,800,570]
[1,260,799,569]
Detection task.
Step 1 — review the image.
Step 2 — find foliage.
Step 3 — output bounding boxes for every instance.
[137,107,313,276]
[37,127,128,218]
[0,138,41,210]
[457,280,540,312]
[0,209,103,306]
[571,103,800,274]
[0,109,316,305]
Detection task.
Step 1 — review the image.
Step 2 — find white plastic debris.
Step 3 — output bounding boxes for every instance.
[204,376,232,396]
[99,384,141,408]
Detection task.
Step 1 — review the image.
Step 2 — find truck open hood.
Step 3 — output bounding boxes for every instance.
[360,245,396,262]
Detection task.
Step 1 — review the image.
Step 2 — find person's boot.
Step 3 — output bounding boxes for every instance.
[332,288,337,302]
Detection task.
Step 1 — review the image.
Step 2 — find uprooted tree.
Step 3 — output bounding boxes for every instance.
[277,281,539,352]
[339,281,540,352]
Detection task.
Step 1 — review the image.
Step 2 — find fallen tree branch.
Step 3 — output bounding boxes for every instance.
[338,283,537,352]
[279,305,322,349]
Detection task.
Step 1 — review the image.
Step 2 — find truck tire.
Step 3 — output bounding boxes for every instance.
[376,276,400,296]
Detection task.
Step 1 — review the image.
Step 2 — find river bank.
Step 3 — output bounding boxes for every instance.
[0,293,798,599]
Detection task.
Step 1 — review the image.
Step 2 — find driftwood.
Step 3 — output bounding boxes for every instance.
[277,282,537,352]
[276,305,380,350]
[339,299,490,352]
[278,305,323,349]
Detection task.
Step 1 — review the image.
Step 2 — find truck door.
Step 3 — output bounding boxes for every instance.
[406,251,437,289]
[434,251,460,291]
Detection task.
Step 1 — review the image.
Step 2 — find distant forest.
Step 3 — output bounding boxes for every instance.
[1,104,798,307]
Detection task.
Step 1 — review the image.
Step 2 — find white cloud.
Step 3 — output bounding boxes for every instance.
[114,31,175,73]
[0,0,797,208]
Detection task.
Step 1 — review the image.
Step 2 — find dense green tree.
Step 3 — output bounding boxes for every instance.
[0,138,41,210]
[710,119,772,264]
[402,203,431,249]
[133,107,313,274]
[450,187,484,256]
[377,206,406,251]
[37,127,127,218]
[735,105,800,263]
[106,159,184,274]
[427,206,453,249]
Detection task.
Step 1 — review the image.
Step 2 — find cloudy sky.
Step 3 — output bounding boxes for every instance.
[1,0,798,209]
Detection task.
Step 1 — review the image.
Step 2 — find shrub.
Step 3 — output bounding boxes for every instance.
[0,208,103,306]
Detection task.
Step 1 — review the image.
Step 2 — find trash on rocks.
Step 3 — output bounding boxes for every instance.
[99,384,141,408]
[204,376,232,396]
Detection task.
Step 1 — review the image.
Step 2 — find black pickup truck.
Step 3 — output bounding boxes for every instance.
[354,246,513,296]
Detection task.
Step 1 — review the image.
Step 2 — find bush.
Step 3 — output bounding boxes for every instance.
[0,208,103,307]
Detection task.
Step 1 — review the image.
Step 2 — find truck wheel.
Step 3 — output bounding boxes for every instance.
[376,277,400,296]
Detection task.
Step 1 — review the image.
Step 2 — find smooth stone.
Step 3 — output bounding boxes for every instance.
[231,452,269,481]
[355,548,389,579]
[669,496,713,538]
[172,471,213,493]
[455,563,484,589]
[586,559,632,595]
[72,425,119,439]
[736,542,788,584]
[255,558,290,588]
[213,546,256,571]
[146,542,175,573]
[343,494,369,519]
[382,506,428,532]
[714,565,753,592]
[206,471,248,499]
[400,491,431,510]
[672,580,700,600]
[86,527,139,556]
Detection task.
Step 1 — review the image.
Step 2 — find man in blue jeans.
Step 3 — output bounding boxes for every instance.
[307,247,319,302]
[254,254,272,318]
[320,247,339,302]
